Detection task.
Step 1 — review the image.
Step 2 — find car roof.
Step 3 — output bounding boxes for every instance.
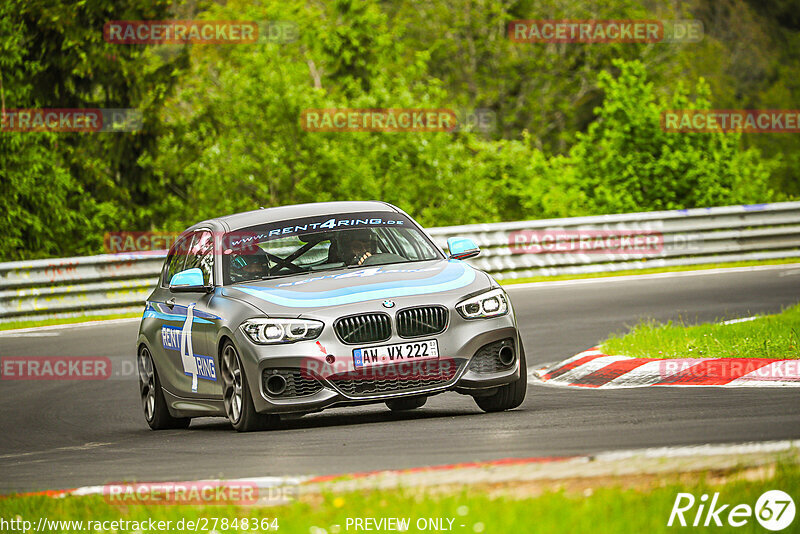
[188,201,400,232]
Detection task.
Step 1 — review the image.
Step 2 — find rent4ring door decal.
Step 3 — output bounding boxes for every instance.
[160,303,217,391]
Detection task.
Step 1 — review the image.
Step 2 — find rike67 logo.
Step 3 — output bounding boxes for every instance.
[668,490,795,530]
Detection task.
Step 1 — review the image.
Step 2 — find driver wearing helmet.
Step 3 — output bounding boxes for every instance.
[228,249,270,282]
[342,228,377,266]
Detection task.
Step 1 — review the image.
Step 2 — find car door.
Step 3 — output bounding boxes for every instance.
[154,230,221,399]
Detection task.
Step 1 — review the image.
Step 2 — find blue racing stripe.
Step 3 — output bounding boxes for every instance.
[235,262,476,307]
[143,303,215,324]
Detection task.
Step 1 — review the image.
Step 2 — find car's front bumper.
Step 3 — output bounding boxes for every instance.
[232,311,522,415]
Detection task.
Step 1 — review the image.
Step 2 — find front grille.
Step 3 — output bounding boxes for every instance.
[328,361,462,397]
[468,338,516,373]
[396,306,448,338]
[334,313,391,344]
[262,369,323,398]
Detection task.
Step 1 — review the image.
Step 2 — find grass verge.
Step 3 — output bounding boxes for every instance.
[602,303,800,359]
[499,258,800,285]
[1,462,797,533]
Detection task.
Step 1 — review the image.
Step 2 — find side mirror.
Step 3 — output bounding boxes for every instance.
[447,237,480,260]
[169,268,211,293]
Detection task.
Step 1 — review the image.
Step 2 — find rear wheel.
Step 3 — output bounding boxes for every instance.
[220,341,277,432]
[385,396,427,411]
[474,341,527,413]
[138,346,190,430]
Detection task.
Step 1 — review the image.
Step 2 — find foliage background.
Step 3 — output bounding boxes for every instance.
[1,0,798,260]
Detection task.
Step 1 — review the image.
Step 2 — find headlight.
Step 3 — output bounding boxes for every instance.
[240,318,324,344]
[456,288,509,319]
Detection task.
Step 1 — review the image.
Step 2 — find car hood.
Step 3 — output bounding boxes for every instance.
[221,259,492,313]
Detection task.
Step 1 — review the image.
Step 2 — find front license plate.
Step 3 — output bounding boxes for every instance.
[353,340,439,369]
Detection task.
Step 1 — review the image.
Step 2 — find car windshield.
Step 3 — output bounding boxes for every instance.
[222,211,442,284]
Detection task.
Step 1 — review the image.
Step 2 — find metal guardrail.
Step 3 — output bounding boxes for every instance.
[1,202,799,322]
[426,201,800,278]
[0,254,165,323]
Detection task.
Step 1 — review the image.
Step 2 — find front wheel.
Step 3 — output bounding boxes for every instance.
[220,341,277,432]
[138,346,191,430]
[474,340,527,413]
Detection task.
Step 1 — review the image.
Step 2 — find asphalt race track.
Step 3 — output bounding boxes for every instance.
[1,265,799,493]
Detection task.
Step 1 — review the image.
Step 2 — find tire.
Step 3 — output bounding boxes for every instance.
[385,396,427,411]
[474,340,528,413]
[220,341,277,432]
[138,345,191,430]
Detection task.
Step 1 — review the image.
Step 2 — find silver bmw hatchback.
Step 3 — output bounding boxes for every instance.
[136,201,526,431]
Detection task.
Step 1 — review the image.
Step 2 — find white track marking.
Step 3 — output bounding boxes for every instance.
[1,332,61,337]
[546,355,631,384]
[540,348,604,375]
[720,316,759,325]
[71,485,106,496]
[727,360,800,387]
[599,359,666,388]
[232,476,310,487]
[595,440,800,461]
[0,442,111,460]
[0,317,139,335]
[599,358,708,388]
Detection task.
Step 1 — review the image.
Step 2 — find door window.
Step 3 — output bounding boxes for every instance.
[183,231,215,285]
[162,233,193,286]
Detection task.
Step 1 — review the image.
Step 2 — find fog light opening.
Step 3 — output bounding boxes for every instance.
[498,346,515,366]
[265,374,287,396]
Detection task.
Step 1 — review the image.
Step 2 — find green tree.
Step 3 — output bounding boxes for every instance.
[0,0,189,260]
[0,2,88,260]
[570,59,776,213]
[143,0,498,229]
